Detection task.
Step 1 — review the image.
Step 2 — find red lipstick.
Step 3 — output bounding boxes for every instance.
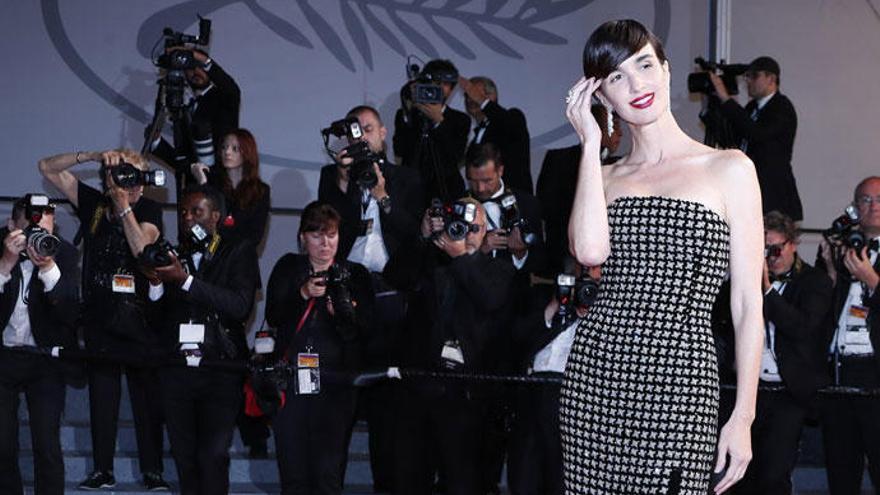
[629,92,655,109]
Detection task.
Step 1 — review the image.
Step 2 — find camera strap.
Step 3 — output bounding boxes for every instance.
[89,204,108,236]
[281,298,316,364]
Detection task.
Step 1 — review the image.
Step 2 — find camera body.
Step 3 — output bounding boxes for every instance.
[401,62,458,106]
[139,224,210,268]
[153,16,212,113]
[429,199,480,241]
[824,205,866,250]
[20,194,60,259]
[321,118,383,190]
[498,193,537,247]
[312,263,355,321]
[688,57,748,96]
[102,162,166,189]
[554,272,599,329]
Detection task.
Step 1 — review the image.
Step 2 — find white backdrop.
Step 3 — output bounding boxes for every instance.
[14,0,877,333]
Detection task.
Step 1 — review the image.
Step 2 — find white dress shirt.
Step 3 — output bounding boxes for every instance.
[1,260,61,347]
[347,189,390,273]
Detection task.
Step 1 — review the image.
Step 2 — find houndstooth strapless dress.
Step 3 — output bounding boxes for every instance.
[560,196,730,494]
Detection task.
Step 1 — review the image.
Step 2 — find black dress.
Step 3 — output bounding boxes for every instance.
[559,196,730,494]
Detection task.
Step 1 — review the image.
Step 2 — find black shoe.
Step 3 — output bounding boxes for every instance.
[78,471,116,490]
[142,471,171,491]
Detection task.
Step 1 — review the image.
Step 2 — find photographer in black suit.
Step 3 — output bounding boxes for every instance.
[148,48,241,188]
[384,198,515,495]
[710,56,802,221]
[265,202,374,495]
[733,211,832,495]
[460,76,532,194]
[393,59,470,202]
[0,196,78,495]
[816,176,880,494]
[38,149,168,491]
[145,185,259,494]
[318,104,422,491]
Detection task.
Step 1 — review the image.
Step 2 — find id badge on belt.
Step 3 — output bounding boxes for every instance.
[111,272,136,294]
[295,351,320,395]
[441,340,465,370]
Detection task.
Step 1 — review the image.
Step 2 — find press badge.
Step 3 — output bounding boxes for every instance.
[179,323,206,344]
[296,352,320,395]
[111,274,136,294]
[441,340,465,369]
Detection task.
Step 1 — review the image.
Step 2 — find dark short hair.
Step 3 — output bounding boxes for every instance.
[299,201,340,236]
[583,19,667,80]
[764,210,799,242]
[182,184,226,219]
[465,142,502,170]
[347,105,383,125]
[423,59,459,86]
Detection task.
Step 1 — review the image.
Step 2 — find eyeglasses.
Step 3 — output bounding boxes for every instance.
[764,241,789,258]
[855,195,880,207]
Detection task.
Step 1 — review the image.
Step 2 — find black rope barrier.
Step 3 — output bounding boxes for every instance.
[5,345,879,396]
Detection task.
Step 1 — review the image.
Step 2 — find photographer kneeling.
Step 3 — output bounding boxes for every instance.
[383,198,515,495]
[0,195,78,495]
[144,185,259,494]
[264,202,374,495]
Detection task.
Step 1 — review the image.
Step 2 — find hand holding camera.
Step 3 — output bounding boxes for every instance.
[153,250,188,285]
[414,102,444,124]
[842,246,880,290]
[433,231,467,258]
[420,210,445,240]
[480,229,509,254]
[301,273,327,300]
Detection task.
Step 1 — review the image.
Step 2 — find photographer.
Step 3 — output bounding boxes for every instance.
[709,56,803,221]
[393,59,470,202]
[816,176,880,494]
[145,184,259,494]
[507,261,599,495]
[149,47,241,188]
[733,211,832,495]
[317,105,422,491]
[460,76,533,194]
[264,202,374,495]
[0,196,78,495]
[191,128,270,247]
[37,149,168,490]
[464,142,544,493]
[383,198,515,495]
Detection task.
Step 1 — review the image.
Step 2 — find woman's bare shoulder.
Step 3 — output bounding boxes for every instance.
[704,148,757,185]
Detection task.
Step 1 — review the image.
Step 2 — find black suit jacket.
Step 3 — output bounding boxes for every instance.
[318,161,425,261]
[0,236,79,350]
[265,255,374,372]
[473,101,532,194]
[818,248,880,377]
[393,106,469,202]
[383,240,515,375]
[152,61,241,182]
[764,260,833,407]
[152,237,259,360]
[536,145,580,276]
[720,93,802,220]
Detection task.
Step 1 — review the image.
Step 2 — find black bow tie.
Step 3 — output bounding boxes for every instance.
[770,270,793,284]
[870,238,880,252]
[474,121,489,133]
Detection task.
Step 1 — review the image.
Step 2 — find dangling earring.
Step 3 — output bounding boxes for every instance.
[605,108,614,137]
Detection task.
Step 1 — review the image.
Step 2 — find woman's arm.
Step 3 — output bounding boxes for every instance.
[38,151,99,208]
[714,151,765,494]
[565,77,610,266]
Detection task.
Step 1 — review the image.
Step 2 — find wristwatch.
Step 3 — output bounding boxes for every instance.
[378,195,392,214]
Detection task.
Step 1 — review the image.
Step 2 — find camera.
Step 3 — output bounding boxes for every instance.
[824,205,866,250]
[688,57,748,96]
[400,60,458,106]
[139,239,178,268]
[554,272,599,329]
[321,118,384,190]
[103,162,166,188]
[312,263,355,321]
[498,193,538,247]
[429,199,480,241]
[152,16,212,113]
[20,194,60,259]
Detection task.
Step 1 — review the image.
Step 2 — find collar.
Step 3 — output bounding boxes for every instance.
[755,91,776,111]
[194,82,215,98]
[489,178,506,200]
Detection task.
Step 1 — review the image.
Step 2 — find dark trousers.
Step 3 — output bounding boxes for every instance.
[392,386,485,495]
[0,352,66,495]
[88,360,164,474]
[821,357,880,495]
[508,376,564,495]
[364,284,406,492]
[734,387,808,495]
[273,387,357,495]
[161,367,242,495]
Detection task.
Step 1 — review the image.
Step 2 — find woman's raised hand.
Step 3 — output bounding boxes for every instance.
[565,77,604,149]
